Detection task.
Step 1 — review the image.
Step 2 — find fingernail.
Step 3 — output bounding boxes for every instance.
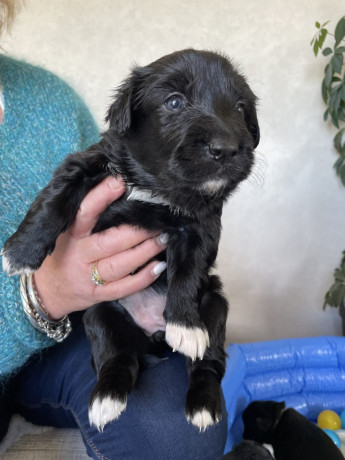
[107,175,124,191]
[156,233,169,247]
[152,261,167,276]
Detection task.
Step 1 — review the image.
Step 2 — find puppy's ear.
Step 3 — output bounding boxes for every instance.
[106,77,135,135]
[242,400,285,444]
[106,66,148,135]
[246,104,260,149]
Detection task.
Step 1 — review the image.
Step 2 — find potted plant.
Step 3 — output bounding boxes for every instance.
[311,16,345,332]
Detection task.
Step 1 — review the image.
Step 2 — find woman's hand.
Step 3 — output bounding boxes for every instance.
[34,176,167,319]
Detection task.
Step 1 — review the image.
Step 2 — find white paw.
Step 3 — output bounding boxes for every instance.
[165,323,209,360]
[187,408,218,432]
[1,250,33,275]
[88,395,127,432]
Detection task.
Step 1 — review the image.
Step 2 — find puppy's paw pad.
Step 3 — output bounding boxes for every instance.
[88,395,127,432]
[187,408,218,432]
[165,323,209,360]
[1,249,34,276]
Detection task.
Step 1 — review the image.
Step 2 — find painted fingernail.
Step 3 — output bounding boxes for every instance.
[152,261,167,276]
[157,233,169,247]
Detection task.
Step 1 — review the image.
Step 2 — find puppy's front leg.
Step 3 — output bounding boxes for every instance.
[2,148,108,275]
[164,228,216,361]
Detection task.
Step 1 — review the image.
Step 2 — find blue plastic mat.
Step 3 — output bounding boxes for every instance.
[221,336,345,453]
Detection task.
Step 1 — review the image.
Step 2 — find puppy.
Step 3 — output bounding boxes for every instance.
[243,400,345,460]
[223,440,274,459]
[2,49,259,432]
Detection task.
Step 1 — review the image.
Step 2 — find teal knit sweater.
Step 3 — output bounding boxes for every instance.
[0,55,99,379]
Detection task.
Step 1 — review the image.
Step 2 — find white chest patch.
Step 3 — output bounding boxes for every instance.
[200,178,228,195]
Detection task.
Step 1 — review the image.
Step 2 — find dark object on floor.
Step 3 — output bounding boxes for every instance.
[223,440,274,459]
[242,400,345,460]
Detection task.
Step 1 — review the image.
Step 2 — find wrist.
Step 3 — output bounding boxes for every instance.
[33,268,67,320]
[20,274,72,343]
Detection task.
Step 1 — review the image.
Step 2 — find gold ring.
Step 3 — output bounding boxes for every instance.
[91,261,108,286]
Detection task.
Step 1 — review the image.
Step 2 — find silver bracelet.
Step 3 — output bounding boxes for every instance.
[20,273,72,343]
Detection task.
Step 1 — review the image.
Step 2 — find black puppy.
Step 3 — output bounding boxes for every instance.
[243,400,345,460]
[224,440,274,459]
[2,49,259,432]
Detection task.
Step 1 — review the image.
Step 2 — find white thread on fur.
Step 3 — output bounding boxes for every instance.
[188,409,215,432]
[88,395,127,432]
[127,187,170,206]
[1,250,34,275]
[165,323,210,360]
[126,186,190,216]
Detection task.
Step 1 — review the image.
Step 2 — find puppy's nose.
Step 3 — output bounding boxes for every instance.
[209,140,239,159]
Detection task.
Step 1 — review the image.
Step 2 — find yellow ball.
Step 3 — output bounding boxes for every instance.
[317,410,341,430]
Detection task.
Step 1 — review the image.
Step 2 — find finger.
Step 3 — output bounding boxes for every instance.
[82,225,161,262]
[71,176,126,237]
[92,260,167,301]
[94,233,167,282]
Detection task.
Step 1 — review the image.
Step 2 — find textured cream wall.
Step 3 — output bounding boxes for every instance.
[3,0,345,344]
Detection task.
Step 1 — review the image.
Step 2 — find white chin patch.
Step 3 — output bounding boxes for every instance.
[165,323,209,361]
[88,395,127,432]
[188,409,216,432]
[1,251,34,275]
[200,178,227,195]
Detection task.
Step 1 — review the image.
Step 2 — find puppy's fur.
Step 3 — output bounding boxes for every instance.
[2,49,259,432]
[223,440,274,459]
[243,401,345,460]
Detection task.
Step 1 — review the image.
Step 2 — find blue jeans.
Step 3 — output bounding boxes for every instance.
[12,317,227,459]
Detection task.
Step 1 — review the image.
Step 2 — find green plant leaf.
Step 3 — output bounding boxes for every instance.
[334,157,345,186]
[316,21,321,29]
[334,89,342,114]
[322,79,329,103]
[331,53,343,74]
[319,28,328,48]
[335,16,345,47]
[336,283,345,305]
[324,282,344,308]
[325,63,333,88]
[323,47,333,56]
[324,251,345,309]
[331,113,340,129]
[334,156,344,174]
[335,46,345,54]
[335,266,345,282]
[334,128,345,152]
[340,162,345,186]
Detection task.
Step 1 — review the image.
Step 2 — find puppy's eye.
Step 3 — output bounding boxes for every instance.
[235,102,245,117]
[164,94,185,111]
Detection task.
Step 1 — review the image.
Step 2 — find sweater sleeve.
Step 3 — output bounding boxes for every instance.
[0,275,54,380]
[0,56,100,379]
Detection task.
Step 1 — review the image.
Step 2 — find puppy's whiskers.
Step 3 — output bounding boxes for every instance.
[247,151,266,192]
